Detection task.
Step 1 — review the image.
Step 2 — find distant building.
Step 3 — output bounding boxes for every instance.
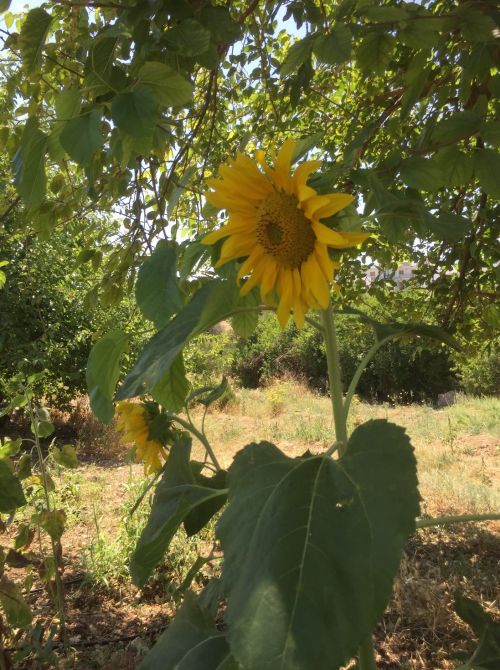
[366,261,417,289]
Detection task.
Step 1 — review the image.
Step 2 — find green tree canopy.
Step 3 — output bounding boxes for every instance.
[0,0,498,340]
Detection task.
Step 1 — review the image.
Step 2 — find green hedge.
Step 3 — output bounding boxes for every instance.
[232,312,458,403]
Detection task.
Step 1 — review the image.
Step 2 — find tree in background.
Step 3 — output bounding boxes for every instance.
[0,0,497,343]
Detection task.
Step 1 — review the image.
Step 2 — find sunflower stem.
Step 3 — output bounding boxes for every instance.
[168,412,222,471]
[321,302,378,670]
[321,301,347,454]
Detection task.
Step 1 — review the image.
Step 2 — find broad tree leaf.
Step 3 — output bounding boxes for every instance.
[111,86,158,152]
[430,110,482,144]
[231,289,260,338]
[457,6,496,43]
[357,31,394,74]
[399,156,444,192]
[164,18,211,57]
[131,435,227,586]
[151,353,190,413]
[400,52,431,119]
[362,6,409,21]
[313,24,352,65]
[481,120,500,148]
[425,211,471,241]
[117,280,240,400]
[0,576,32,628]
[85,36,118,95]
[0,461,26,512]
[0,438,22,459]
[218,421,420,670]
[55,88,81,119]
[139,592,236,670]
[290,132,323,163]
[86,330,128,423]
[474,149,500,199]
[280,37,314,76]
[135,243,183,328]
[60,110,104,167]
[34,509,66,541]
[12,117,48,209]
[435,146,474,188]
[184,468,227,537]
[201,5,241,44]
[19,7,52,71]
[454,595,500,669]
[137,62,194,106]
[52,444,79,469]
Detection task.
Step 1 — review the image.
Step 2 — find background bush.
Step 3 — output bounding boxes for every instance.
[0,220,143,407]
[232,312,458,403]
[454,343,500,397]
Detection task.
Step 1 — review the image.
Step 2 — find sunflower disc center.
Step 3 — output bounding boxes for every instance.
[256,192,315,268]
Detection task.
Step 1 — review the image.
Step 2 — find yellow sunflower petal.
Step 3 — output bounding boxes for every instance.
[296,182,318,203]
[292,297,306,329]
[312,222,365,248]
[276,269,294,328]
[314,243,335,280]
[312,193,354,220]
[237,247,264,281]
[303,195,332,219]
[202,226,231,245]
[240,271,261,296]
[201,139,368,329]
[274,138,296,175]
[260,261,280,297]
[293,160,322,188]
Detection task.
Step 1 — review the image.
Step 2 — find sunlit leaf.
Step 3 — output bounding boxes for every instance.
[137,62,194,107]
[86,330,129,423]
[135,243,183,329]
[19,7,52,71]
[60,110,104,167]
[12,117,47,209]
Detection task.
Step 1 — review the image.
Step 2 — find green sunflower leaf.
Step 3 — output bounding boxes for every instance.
[218,420,420,670]
[139,592,235,670]
[131,435,227,586]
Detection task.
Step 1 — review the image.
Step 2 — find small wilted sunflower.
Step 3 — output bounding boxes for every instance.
[115,402,167,474]
[202,139,369,328]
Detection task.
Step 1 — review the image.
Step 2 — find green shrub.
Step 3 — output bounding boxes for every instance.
[233,312,457,403]
[184,330,237,388]
[454,343,500,396]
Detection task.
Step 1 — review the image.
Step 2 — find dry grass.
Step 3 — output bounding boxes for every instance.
[194,384,499,519]
[52,395,126,461]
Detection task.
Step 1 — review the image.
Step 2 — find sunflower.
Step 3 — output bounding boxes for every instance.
[115,401,167,474]
[202,139,369,328]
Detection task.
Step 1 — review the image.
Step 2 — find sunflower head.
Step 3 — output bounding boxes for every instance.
[115,401,166,474]
[202,139,369,328]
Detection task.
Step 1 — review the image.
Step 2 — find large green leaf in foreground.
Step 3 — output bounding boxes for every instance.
[218,420,420,670]
[117,279,240,400]
[139,592,236,670]
[131,435,227,587]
